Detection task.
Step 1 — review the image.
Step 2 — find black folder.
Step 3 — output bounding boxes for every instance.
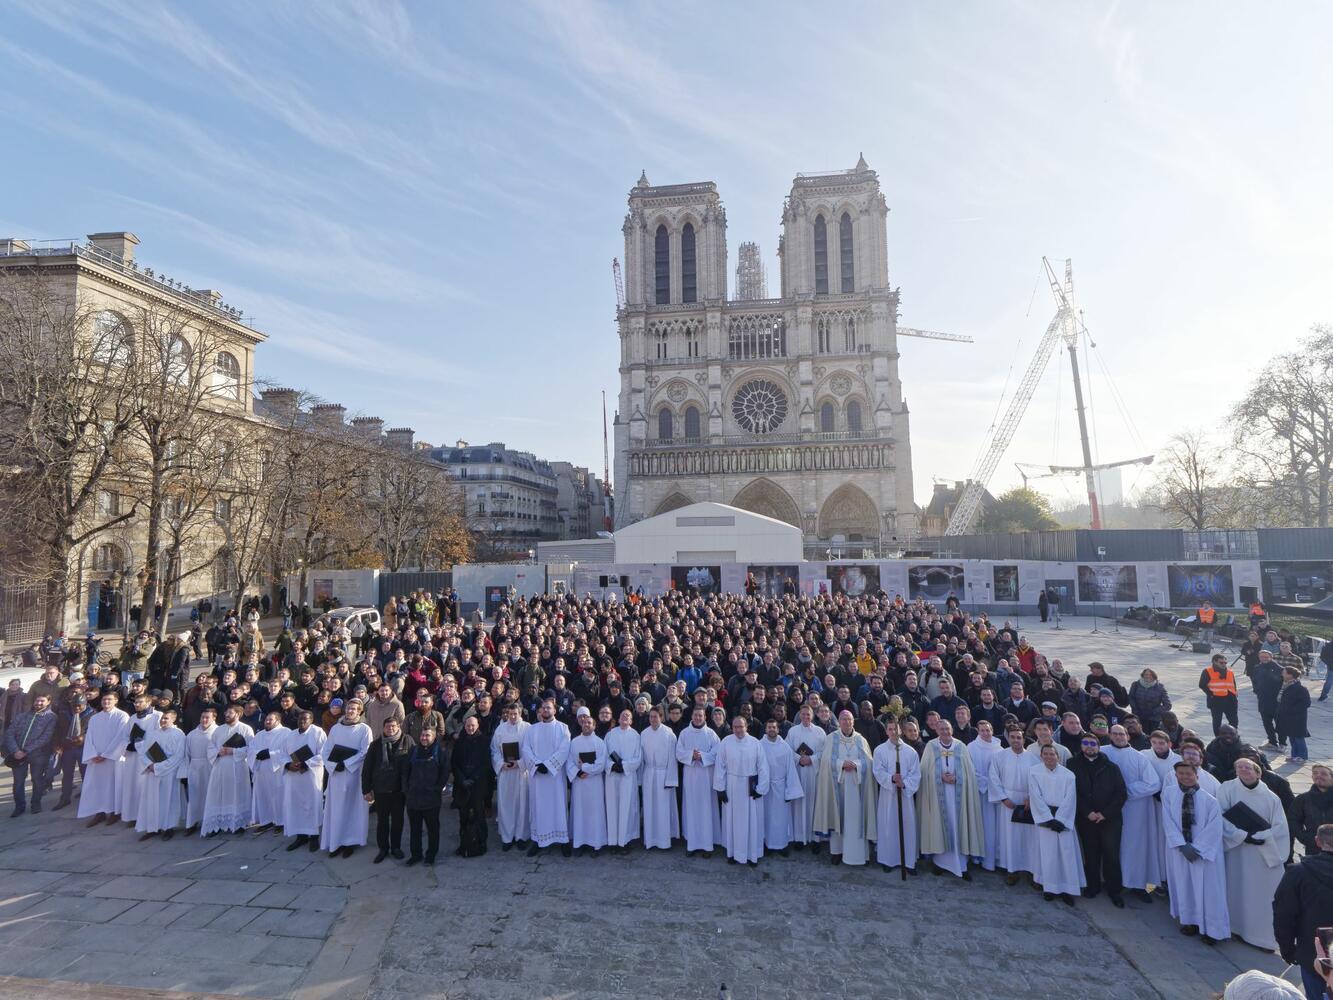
[327,744,357,764]
[578,750,596,765]
[222,732,247,750]
[289,744,315,764]
[255,748,270,761]
[1010,804,1034,825]
[1222,800,1270,835]
[145,742,168,764]
[501,741,520,763]
[797,743,814,758]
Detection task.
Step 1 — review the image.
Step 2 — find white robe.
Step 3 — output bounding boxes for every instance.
[1104,743,1162,890]
[281,725,327,837]
[319,721,372,850]
[603,726,642,847]
[921,739,978,876]
[785,723,827,844]
[872,739,920,869]
[1218,778,1288,949]
[969,735,1005,870]
[759,736,803,850]
[135,725,186,833]
[638,724,679,849]
[1161,781,1230,939]
[521,719,570,847]
[676,724,720,851]
[117,709,162,822]
[1028,763,1086,896]
[1140,748,1181,884]
[78,708,128,817]
[490,719,530,844]
[1024,740,1071,765]
[713,734,770,863]
[566,733,608,850]
[201,722,254,835]
[249,725,290,827]
[184,724,217,828]
[987,748,1038,876]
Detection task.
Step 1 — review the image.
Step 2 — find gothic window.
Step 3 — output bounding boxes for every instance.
[820,401,835,433]
[732,379,788,434]
[847,400,862,432]
[727,315,786,360]
[681,223,697,303]
[656,330,669,360]
[839,212,854,292]
[91,542,121,572]
[813,215,828,295]
[683,405,701,439]
[657,408,673,441]
[844,316,857,352]
[654,225,670,304]
[214,351,241,400]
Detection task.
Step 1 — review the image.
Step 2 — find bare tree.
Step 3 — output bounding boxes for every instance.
[130,301,249,632]
[1153,430,1236,529]
[0,270,141,630]
[370,450,471,571]
[1232,324,1333,527]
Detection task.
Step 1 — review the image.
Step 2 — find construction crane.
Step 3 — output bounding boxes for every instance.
[899,327,974,344]
[1015,455,1155,489]
[946,257,1141,534]
[611,258,625,311]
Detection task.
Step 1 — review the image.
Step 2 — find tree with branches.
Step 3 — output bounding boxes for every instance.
[0,271,142,630]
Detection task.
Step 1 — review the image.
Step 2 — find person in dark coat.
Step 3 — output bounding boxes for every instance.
[1273,822,1333,1000]
[1037,588,1049,623]
[1068,734,1128,907]
[1275,667,1312,762]
[1293,765,1333,856]
[1126,669,1171,733]
[450,715,491,857]
[402,727,448,865]
[361,717,413,864]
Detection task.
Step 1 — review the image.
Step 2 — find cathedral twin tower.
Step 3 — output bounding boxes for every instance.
[613,156,917,555]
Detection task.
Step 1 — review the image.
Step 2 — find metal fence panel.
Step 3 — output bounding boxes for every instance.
[377,571,454,607]
[1,584,48,646]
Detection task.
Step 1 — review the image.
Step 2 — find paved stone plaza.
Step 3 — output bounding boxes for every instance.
[0,617,1325,1000]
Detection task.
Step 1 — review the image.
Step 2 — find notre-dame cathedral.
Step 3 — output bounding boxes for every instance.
[612,156,917,553]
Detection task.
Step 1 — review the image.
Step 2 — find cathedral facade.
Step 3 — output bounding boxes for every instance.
[613,157,917,554]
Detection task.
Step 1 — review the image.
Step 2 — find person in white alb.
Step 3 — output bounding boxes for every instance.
[282,710,326,852]
[79,691,129,825]
[135,708,186,839]
[638,707,679,851]
[490,702,530,851]
[872,716,920,874]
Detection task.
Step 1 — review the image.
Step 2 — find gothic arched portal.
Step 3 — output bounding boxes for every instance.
[731,478,801,528]
[818,483,880,542]
[651,491,695,517]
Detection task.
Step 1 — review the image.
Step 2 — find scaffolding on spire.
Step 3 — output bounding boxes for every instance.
[734,241,768,300]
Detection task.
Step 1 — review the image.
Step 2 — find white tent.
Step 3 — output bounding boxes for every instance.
[613,502,802,564]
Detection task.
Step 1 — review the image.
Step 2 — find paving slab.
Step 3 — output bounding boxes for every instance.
[203,905,265,933]
[91,875,195,902]
[244,907,337,940]
[169,879,269,906]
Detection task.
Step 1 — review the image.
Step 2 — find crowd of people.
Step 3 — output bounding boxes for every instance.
[3,588,1331,998]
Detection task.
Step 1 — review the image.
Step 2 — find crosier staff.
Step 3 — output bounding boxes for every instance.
[895,744,906,882]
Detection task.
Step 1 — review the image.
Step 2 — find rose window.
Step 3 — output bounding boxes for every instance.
[731,379,788,434]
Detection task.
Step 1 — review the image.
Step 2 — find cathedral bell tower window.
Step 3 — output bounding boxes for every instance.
[839,212,854,292]
[813,215,828,295]
[681,223,697,303]
[655,225,670,304]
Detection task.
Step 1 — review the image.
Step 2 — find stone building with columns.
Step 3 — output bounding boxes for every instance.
[613,157,917,555]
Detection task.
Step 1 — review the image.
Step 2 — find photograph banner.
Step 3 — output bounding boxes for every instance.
[992,565,1019,602]
[908,564,965,602]
[1077,564,1139,603]
[1259,561,1333,607]
[1167,564,1235,607]
[827,564,880,597]
[670,565,721,595]
[747,565,800,598]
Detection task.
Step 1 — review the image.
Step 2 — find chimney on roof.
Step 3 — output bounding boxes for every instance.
[87,232,140,262]
[311,403,346,428]
[351,416,384,442]
[386,427,415,451]
[455,439,468,448]
[195,289,223,307]
[260,387,299,416]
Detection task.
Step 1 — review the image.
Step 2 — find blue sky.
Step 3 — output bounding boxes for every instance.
[3,1,1330,510]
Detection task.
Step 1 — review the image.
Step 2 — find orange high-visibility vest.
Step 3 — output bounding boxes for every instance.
[1198,607,1216,625]
[1205,668,1236,698]
[1249,603,1264,617]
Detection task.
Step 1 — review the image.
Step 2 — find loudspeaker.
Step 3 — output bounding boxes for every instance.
[1191,641,1212,654]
